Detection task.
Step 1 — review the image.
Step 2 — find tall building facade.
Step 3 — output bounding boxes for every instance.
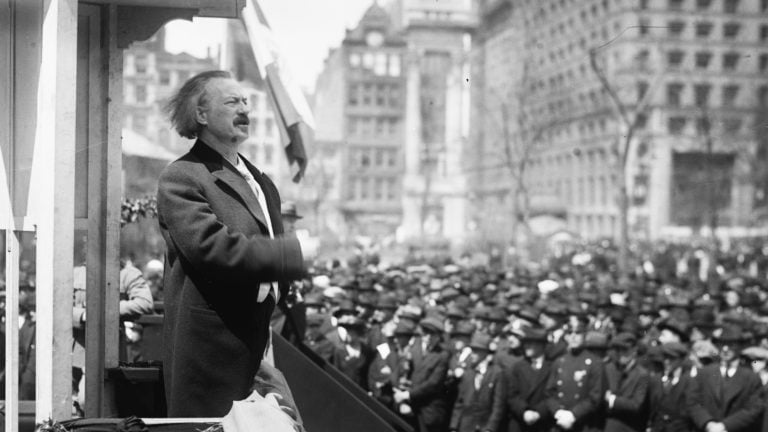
[123,28,217,158]
[314,3,408,240]
[390,0,477,248]
[470,0,768,243]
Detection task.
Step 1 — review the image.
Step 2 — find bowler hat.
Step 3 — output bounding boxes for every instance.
[280,200,303,219]
[450,321,476,337]
[306,313,326,327]
[742,346,768,361]
[469,332,494,352]
[514,306,540,325]
[487,307,508,323]
[332,299,357,318]
[658,317,691,342]
[520,327,548,343]
[610,332,637,350]
[337,315,366,329]
[376,295,399,311]
[419,316,445,334]
[584,331,609,350]
[394,320,417,336]
[661,342,689,359]
[446,305,468,320]
[713,324,747,344]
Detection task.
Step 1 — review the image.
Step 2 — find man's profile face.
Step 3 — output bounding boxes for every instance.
[198,78,250,145]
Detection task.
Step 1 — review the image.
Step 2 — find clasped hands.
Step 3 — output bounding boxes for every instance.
[554,409,576,430]
[705,421,727,432]
[393,388,410,404]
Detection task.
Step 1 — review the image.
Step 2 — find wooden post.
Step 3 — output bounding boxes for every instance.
[34,0,79,422]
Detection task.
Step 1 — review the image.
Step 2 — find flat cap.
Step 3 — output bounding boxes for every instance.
[661,341,689,359]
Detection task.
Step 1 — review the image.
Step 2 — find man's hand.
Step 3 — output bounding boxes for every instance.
[555,410,576,430]
[605,390,616,409]
[523,410,540,425]
[705,422,726,432]
[393,389,410,404]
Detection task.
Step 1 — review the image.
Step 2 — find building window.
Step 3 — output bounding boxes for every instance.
[249,119,258,137]
[635,113,648,129]
[635,49,650,69]
[250,93,261,109]
[694,84,711,106]
[667,83,684,106]
[760,54,768,72]
[387,149,397,167]
[668,21,685,37]
[668,116,687,134]
[723,118,742,135]
[349,53,361,68]
[348,85,358,106]
[695,51,712,68]
[388,85,400,108]
[375,84,386,106]
[763,0,768,11]
[639,18,650,36]
[667,50,685,68]
[637,80,649,102]
[347,117,358,135]
[639,0,649,10]
[723,23,741,39]
[159,71,170,85]
[696,116,711,135]
[362,83,372,105]
[265,118,274,137]
[388,54,401,77]
[724,0,739,13]
[722,85,739,107]
[264,145,273,164]
[669,0,684,10]
[361,150,371,167]
[363,53,374,69]
[388,118,398,135]
[696,0,711,9]
[695,22,713,38]
[760,25,768,42]
[375,117,385,134]
[135,85,147,103]
[758,86,768,108]
[374,53,387,76]
[387,179,396,200]
[722,52,740,70]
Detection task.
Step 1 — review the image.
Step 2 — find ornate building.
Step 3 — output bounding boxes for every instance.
[469,0,768,242]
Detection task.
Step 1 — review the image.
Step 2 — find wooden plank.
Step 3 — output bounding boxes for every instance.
[32,0,79,422]
[81,4,106,418]
[0,0,12,232]
[85,0,244,17]
[5,230,21,432]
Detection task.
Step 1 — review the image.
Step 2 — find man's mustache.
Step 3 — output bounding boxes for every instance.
[234,116,250,126]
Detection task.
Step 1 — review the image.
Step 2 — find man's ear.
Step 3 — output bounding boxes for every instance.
[195,105,208,126]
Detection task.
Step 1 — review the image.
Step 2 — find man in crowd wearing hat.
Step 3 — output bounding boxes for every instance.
[368,295,399,348]
[505,327,553,432]
[688,325,764,432]
[304,312,335,363]
[280,200,303,234]
[331,315,374,390]
[368,320,415,410]
[449,333,505,432]
[604,332,651,432]
[394,316,451,432]
[544,321,606,431]
[741,346,768,432]
[648,341,694,432]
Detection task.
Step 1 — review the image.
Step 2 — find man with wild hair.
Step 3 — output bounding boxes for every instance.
[157,70,313,417]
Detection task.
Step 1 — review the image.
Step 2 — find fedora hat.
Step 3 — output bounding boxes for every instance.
[469,332,494,352]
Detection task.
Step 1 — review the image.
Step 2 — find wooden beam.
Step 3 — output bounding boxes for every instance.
[84,0,245,18]
[33,0,78,422]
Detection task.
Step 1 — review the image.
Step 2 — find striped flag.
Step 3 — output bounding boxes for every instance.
[240,0,315,182]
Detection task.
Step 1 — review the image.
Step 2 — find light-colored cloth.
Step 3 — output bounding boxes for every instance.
[234,156,279,303]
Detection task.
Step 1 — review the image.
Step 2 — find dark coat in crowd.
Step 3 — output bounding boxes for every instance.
[603,361,651,432]
[368,341,403,408]
[544,348,606,432]
[331,342,375,391]
[449,362,505,432]
[305,332,336,364]
[19,318,36,400]
[505,357,553,432]
[157,141,304,417]
[408,337,451,432]
[648,369,695,432]
[688,364,764,432]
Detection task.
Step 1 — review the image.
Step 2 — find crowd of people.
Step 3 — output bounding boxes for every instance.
[293,242,768,432]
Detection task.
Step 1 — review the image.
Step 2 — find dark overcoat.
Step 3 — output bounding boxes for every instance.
[157,140,304,417]
[648,369,695,432]
[505,358,553,432]
[688,365,764,432]
[604,362,651,432]
[408,338,451,432]
[450,363,506,432]
[544,349,606,432]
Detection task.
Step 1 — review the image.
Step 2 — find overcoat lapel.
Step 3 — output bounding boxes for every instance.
[191,140,270,232]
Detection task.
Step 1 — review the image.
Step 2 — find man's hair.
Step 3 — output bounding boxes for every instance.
[164,70,232,139]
